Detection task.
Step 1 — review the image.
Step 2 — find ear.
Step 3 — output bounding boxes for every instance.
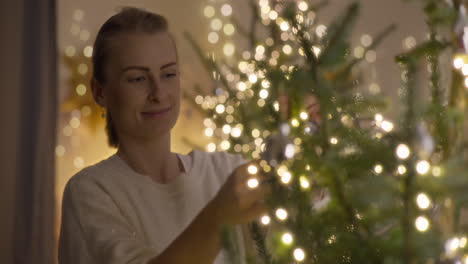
[90,78,106,107]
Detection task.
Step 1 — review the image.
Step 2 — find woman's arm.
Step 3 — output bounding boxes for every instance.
[149,161,268,264]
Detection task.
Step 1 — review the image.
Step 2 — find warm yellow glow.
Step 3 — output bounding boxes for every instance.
[282,232,294,245]
[416,193,431,210]
[70,117,80,129]
[220,140,231,150]
[204,128,214,137]
[247,178,259,189]
[300,111,308,120]
[282,44,292,55]
[280,171,292,184]
[374,113,383,123]
[298,1,308,11]
[361,34,373,47]
[83,46,93,57]
[416,160,430,175]
[261,215,271,225]
[206,143,216,152]
[211,19,223,31]
[299,176,310,189]
[223,43,235,56]
[208,32,219,44]
[65,46,76,57]
[432,166,442,177]
[415,216,429,232]
[76,84,87,96]
[73,157,85,168]
[293,248,305,262]
[374,164,383,174]
[381,120,394,132]
[223,24,235,35]
[63,126,73,137]
[275,208,288,221]
[204,6,215,18]
[398,165,407,175]
[280,21,289,31]
[396,144,411,160]
[231,127,242,138]
[454,57,464,69]
[221,4,232,16]
[316,24,327,38]
[461,237,467,248]
[269,10,278,20]
[291,118,300,127]
[354,46,364,58]
[222,124,231,134]
[330,137,338,145]
[248,74,258,83]
[248,165,258,175]
[215,104,225,114]
[261,79,270,88]
[365,50,377,63]
[55,145,65,157]
[259,89,269,99]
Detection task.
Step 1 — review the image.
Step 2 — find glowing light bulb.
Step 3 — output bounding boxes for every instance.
[223,43,235,56]
[381,120,394,132]
[461,237,467,248]
[247,178,259,189]
[398,165,407,175]
[261,215,270,225]
[248,165,258,175]
[415,216,429,232]
[299,176,310,189]
[416,160,430,175]
[291,118,300,127]
[259,89,269,99]
[206,143,216,152]
[300,111,308,120]
[396,144,411,159]
[215,104,225,114]
[280,171,292,184]
[280,21,289,31]
[220,4,232,16]
[416,193,431,209]
[432,166,442,177]
[374,164,383,174]
[293,248,305,262]
[298,1,308,11]
[282,232,294,245]
[454,57,464,69]
[204,6,215,18]
[269,10,278,20]
[275,208,288,221]
[231,127,242,138]
[284,144,295,159]
[210,18,223,31]
[330,137,338,145]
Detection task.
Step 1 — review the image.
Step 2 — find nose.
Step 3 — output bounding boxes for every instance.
[148,76,163,102]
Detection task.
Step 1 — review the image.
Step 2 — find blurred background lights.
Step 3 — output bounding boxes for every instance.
[220,4,232,16]
[416,193,431,209]
[416,160,430,175]
[396,144,411,159]
[204,5,215,18]
[293,248,305,262]
[374,164,383,174]
[247,178,259,189]
[261,215,271,225]
[415,216,430,232]
[276,208,288,221]
[282,232,294,245]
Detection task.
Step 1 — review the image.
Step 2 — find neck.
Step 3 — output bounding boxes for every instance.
[116,132,182,184]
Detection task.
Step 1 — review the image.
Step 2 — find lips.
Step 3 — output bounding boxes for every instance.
[141,106,172,117]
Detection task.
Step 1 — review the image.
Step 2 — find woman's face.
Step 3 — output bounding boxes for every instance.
[100,32,181,142]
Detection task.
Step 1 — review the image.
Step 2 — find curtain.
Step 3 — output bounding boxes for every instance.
[0,0,57,263]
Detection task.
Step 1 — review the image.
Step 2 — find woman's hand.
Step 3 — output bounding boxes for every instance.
[211,161,270,226]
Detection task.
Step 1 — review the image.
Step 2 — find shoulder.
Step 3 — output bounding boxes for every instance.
[63,154,121,200]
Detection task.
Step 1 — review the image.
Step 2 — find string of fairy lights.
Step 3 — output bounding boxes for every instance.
[199,0,468,262]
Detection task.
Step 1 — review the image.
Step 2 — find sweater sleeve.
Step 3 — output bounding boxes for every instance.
[58,174,158,264]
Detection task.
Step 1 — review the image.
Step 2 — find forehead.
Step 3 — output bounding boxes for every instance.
[108,32,177,70]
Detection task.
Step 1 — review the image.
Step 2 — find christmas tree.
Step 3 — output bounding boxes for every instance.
[186,0,468,263]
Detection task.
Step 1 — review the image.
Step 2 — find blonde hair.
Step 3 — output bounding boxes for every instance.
[92,7,171,148]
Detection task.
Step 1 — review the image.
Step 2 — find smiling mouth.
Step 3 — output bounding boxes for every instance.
[141,106,172,118]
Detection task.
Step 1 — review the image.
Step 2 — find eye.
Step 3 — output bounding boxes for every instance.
[128,76,147,83]
[164,73,177,78]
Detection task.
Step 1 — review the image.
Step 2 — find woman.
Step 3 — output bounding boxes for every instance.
[58,7,268,264]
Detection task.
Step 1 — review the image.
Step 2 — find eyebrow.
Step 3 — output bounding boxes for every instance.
[121,62,177,73]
